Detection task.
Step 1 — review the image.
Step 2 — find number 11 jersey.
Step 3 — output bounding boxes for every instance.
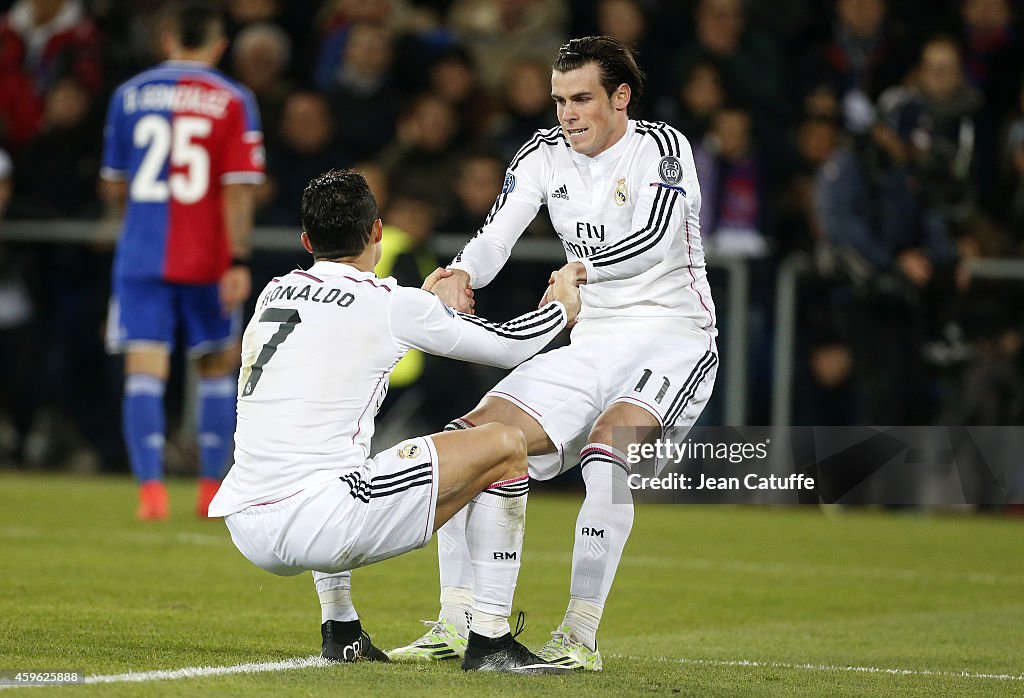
[101,60,265,284]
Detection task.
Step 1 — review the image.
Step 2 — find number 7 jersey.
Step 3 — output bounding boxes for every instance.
[101,60,265,284]
[210,261,567,515]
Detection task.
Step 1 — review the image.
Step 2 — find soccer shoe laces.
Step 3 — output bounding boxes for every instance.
[417,618,452,637]
[512,610,527,640]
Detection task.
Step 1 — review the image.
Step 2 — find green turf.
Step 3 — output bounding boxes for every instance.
[0,472,1021,696]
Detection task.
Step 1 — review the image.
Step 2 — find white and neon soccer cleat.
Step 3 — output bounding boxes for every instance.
[535,625,603,671]
[387,618,468,661]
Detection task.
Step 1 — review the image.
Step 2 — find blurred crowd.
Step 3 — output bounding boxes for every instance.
[1,0,1023,472]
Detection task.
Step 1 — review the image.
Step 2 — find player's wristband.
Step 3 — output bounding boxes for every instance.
[230,256,250,268]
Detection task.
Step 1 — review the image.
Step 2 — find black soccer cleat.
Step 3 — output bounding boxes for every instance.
[321,620,390,663]
[461,619,573,675]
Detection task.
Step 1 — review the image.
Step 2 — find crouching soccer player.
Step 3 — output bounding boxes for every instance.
[208,170,579,674]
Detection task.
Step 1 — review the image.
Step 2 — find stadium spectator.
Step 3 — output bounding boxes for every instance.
[773,112,842,256]
[486,57,556,162]
[9,76,100,219]
[797,0,914,136]
[426,45,495,144]
[592,0,671,103]
[259,91,347,226]
[100,2,265,519]
[694,105,768,257]
[321,21,402,161]
[957,0,1022,120]
[0,0,102,96]
[672,0,787,126]
[879,35,984,227]
[0,26,43,150]
[656,61,726,155]
[448,0,568,90]
[815,120,956,423]
[230,22,294,153]
[225,0,281,28]
[378,93,462,219]
[439,150,504,235]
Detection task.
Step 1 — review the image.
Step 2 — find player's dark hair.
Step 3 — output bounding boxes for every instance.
[552,36,646,115]
[166,1,225,50]
[301,169,380,259]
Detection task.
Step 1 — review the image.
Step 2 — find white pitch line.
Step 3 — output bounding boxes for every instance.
[85,656,330,685]
[611,655,1024,682]
[2,654,1020,689]
[0,657,330,690]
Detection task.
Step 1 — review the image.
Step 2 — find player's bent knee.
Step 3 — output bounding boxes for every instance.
[486,423,528,479]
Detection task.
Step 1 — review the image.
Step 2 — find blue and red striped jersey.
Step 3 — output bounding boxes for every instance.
[102,60,265,284]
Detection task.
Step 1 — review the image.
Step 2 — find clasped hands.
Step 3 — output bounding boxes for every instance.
[422,262,585,325]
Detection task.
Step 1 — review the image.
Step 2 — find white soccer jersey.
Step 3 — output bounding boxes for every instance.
[209,260,567,516]
[450,120,716,330]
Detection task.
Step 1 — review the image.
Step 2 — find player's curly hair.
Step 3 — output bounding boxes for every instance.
[301,169,380,260]
[553,36,646,115]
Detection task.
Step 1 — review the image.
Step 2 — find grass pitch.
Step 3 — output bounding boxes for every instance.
[1,472,1022,696]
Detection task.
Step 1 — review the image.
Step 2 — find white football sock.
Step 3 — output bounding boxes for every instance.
[313,570,358,623]
[465,476,529,638]
[566,444,634,650]
[563,598,603,651]
[437,418,476,637]
[439,584,473,638]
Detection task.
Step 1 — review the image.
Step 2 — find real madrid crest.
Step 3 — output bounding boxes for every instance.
[397,443,421,459]
[614,178,628,206]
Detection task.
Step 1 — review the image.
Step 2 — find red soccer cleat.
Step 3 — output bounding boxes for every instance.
[137,481,169,521]
[196,477,221,518]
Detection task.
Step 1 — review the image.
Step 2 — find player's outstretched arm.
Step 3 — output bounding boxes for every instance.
[391,286,568,369]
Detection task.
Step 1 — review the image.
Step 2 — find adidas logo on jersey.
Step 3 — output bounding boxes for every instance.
[551,184,569,200]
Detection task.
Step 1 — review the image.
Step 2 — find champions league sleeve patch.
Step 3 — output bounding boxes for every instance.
[658,155,683,185]
[502,171,516,194]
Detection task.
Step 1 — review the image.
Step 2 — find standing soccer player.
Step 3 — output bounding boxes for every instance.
[390,36,718,670]
[209,169,579,672]
[100,2,264,520]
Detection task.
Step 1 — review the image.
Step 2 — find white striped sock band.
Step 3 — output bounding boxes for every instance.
[198,376,237,398]
[125,374,165,397]
[580,444,629,474]
[485,474,529,499]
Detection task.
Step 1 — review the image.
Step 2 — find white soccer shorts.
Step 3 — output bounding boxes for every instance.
[224,436,440,576]
[488,322,718,480]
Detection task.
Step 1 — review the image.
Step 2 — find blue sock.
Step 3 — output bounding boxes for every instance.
[123,374,166,483]
[197,376,237,480]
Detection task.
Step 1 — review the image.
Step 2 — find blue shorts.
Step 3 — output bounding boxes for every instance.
[106,276,241,357]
